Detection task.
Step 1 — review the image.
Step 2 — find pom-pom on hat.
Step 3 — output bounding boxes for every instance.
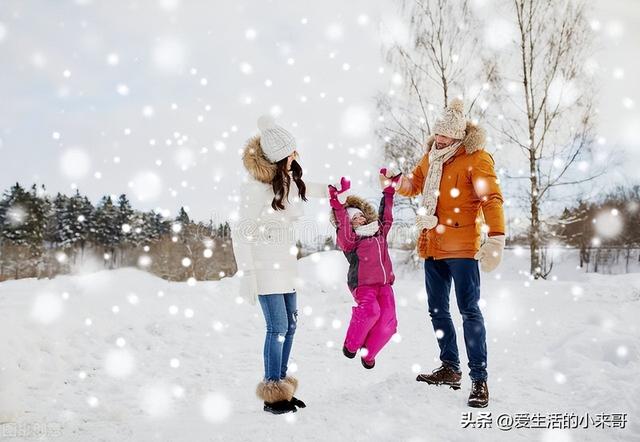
[433,98,467,140]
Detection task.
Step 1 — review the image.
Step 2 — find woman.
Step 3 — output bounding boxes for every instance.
[231,115,340,415]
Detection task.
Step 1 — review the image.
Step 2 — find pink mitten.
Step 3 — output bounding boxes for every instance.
[328,184,339,200]
[328,177,351,208]
[339,177,351,193]
[327,184,343,209]
[380,167,402,179]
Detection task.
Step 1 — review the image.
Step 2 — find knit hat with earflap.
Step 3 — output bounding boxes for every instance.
[433,98,466,140]
[257,115,297,163]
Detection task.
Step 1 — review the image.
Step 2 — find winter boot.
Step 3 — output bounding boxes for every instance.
[256,379,295,415]
[416,364,462,390]
[290,397,306,408]
[467,380,489,408]
[343,345,356,359]
[263,400,297,415]
[361,357,375,369]
[281,376,306,409]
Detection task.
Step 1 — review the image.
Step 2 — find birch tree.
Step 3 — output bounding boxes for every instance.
[488,0,603,278]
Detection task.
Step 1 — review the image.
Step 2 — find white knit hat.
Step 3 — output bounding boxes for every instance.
[434,98,466,140]
[257,115,297,163]
[346,207,364,219]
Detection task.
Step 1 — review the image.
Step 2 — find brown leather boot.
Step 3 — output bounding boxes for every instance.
[416,364,462,390]
[467,380,489,408]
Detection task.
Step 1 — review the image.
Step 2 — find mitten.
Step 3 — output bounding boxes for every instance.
[328,177,351,208]
[473,235,506,273]
[379,168,402,190]
[416,214,439,231]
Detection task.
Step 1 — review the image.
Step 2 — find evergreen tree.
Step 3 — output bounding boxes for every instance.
[176,207,190,226]
[45,192,70,247]
[0,184,48,250]
[0,182,31,244]
[30,184,50,243]
[117,194,134,247]
[148,210,170,239]
[216,221,231,239]
[93,196,121,266]
[0,184,49,276]
[67,190,95,255]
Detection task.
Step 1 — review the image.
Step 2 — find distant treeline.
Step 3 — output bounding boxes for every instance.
[507,185,640,274]
[555,185,640,273]
[1,182,638,281]
[0,183,236,281]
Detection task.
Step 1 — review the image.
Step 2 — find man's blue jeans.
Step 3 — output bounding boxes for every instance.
[258,292,298,382]
[424,258,487,381]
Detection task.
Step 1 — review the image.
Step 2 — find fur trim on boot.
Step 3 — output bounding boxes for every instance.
[256,380,294,403]
[282,376,298,394]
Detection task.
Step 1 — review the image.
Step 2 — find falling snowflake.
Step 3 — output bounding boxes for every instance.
[201,393,232,423]
[104,349,135,378]
[60,148,91,180]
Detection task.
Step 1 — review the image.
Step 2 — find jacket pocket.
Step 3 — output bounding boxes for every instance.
[432,223,479,253]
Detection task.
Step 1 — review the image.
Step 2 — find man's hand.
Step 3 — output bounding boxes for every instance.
[379,173,390,189]
[474,235,506,273]
[379,168,402,190]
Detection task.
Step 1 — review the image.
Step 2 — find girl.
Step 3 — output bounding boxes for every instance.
[328,171,401,368]
[231,115,340,414]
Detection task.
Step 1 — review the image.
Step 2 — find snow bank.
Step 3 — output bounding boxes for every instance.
[0,251,638,441]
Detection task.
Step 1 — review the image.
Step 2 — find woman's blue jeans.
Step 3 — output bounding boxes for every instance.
[258,292,298,382]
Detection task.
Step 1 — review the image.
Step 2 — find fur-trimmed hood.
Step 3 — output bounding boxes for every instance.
[329,195,378,228]
[425,121,486,155]
[242,135,277,184]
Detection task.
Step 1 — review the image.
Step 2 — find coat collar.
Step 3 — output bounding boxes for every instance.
[241,136,277,184]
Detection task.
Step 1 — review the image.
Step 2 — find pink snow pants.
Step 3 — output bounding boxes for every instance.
[344,284,398,362]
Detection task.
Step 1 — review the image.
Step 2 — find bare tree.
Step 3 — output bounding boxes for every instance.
[487,0,604,278]
[378,0,496,197]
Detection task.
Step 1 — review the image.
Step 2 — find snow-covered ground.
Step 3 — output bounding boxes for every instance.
[0,250,638,441]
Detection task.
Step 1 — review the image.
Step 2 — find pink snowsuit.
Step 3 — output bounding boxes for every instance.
[331,186,398,363]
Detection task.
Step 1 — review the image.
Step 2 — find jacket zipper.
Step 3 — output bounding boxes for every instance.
[374,236,387,285]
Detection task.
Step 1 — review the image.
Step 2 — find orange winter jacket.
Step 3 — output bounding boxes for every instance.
[397,123,505,259]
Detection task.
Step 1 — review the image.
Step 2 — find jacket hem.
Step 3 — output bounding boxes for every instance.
[419,251,478,260]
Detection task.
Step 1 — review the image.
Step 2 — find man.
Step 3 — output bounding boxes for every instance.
[384,98,505,408]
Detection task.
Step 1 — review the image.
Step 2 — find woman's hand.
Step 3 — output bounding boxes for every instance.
[239,269,258,302]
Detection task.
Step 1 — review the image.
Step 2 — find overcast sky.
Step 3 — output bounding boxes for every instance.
[0,0,638,227]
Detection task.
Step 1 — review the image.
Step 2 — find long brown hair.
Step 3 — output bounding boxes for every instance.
[271,157,307,211]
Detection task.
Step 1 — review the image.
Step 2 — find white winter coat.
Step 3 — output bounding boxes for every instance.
[231,136,328,304]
